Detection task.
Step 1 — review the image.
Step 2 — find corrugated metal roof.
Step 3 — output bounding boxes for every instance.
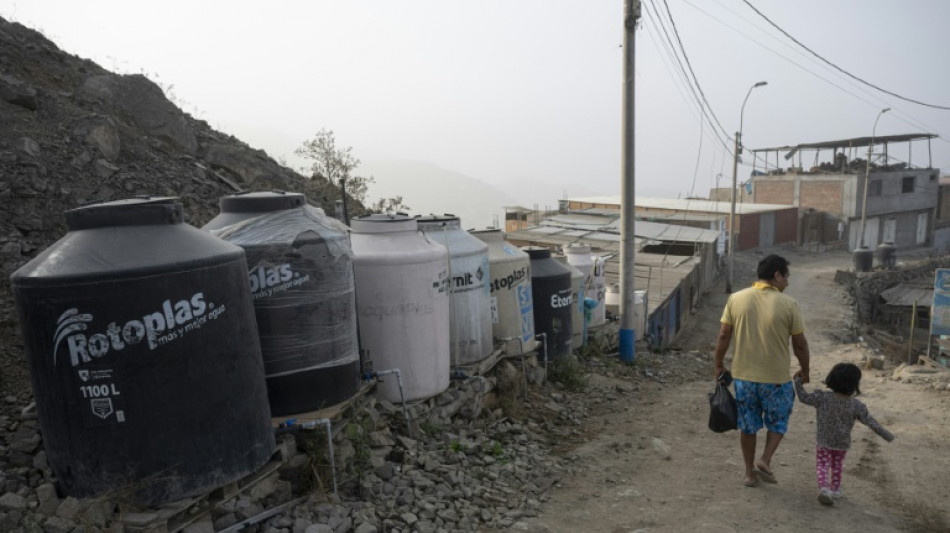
[529,225,564,234]
[600,253,701,315]
[506,227,637,250]
[568,196,794,215]
[538,213,719,244]
[635,208,724,224]
[568,206,724,225]
[636,220,719,243]
[583,231,622,242]
[879,284,933,307]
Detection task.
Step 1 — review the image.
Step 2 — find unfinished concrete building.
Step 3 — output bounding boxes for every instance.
[749,133,939,251]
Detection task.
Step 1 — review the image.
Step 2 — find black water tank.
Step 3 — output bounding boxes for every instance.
[877,241,897,269]
[853,247,874,273]
[9,197,274,505]
[523,247,573,359]
[204,192,360,416]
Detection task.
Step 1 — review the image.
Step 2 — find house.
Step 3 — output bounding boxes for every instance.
[749,133,940,251]
[934,176,950,253]
[565,196,798,252]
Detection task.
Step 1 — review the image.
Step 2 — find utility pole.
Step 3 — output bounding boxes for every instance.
[340,177,349,225]
[726,81,767,293]
[858,108,890,248]
[619,0,640,363]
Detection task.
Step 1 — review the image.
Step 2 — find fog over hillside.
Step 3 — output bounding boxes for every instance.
[358,158,519,229]
[358,158,604,229]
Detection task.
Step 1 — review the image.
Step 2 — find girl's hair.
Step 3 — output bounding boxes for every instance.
[825,363,862,396]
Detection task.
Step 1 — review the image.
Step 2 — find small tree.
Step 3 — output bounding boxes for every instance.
[369,195,411,214]
[295,129,374,205]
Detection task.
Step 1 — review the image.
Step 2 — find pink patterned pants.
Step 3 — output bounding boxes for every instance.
[816,446,847,491]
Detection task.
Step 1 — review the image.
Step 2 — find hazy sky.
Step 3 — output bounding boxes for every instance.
[3,1,948,215]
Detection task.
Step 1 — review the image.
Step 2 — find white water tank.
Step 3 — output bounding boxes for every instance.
[350,214,450,402]
[564,244,596,335]
[470,229,535,356]
[564,245,594,282]
[606,285,646,340]
[417,216,493,367]
[588,256,607,328]
[556,256,586,350]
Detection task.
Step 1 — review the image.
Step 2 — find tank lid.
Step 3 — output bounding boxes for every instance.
[470,228,504,242]
[219,191,306,213]
[65,196,183,231]
[417,214,461,230]
[564,244,591,254]
[523,246,552,260]
[350,213,418,233]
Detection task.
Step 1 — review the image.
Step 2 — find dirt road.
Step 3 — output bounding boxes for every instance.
[524,247,950,532]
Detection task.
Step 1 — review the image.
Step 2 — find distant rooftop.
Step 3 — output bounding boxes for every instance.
[568,196,794,215]
[752,133,938,160]
[569,206,724,224]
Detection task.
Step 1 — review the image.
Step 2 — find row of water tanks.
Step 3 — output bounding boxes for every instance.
[9,193,608,504]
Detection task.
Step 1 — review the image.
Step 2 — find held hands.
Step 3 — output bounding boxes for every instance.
[793,369,810,384]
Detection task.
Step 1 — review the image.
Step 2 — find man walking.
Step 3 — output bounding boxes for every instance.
[714,254,810,487]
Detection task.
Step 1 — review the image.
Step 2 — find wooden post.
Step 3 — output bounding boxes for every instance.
[908,301,918,365]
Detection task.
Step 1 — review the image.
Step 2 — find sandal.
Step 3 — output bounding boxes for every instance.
[754,463,777,484]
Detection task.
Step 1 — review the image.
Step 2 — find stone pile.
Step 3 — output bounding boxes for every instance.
[0,350,689,533]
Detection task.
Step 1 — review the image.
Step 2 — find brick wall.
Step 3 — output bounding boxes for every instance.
[754,181,794,205]
[800,181,845,215]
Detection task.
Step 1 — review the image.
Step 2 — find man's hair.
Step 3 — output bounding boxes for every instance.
[757,254,790,281]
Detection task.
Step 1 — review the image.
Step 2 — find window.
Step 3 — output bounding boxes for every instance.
[868,180,883,197]
[902,176,915,193]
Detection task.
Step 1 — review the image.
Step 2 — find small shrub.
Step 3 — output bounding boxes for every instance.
[548,356,588,391]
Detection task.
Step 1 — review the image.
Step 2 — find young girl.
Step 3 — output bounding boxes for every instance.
[794,362,895,506]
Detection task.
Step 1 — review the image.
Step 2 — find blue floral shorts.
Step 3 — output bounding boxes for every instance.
[734,379,795,435]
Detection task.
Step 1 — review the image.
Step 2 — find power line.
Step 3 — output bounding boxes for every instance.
[641,2,733,156]
[643,0,733,153]
[740,0,950,111]
[680,0,950,148]
[657,0,732,142]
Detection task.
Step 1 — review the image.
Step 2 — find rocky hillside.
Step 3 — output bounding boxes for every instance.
[0,16,362,400]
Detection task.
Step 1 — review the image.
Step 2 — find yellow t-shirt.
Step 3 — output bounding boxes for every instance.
[721,281,805,384]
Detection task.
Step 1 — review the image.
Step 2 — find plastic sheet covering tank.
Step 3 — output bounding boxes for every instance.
[9,197,274,505]
[204,192,360,416]
[350,214,450,402]
[523,246,573,359]
[417,215,492,367]
[470,229,535,356]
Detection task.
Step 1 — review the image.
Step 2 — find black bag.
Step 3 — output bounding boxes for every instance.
[708,380,738,433]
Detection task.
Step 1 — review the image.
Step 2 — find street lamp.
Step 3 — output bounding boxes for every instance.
[726,81,767,293]
[857,107,891,249]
